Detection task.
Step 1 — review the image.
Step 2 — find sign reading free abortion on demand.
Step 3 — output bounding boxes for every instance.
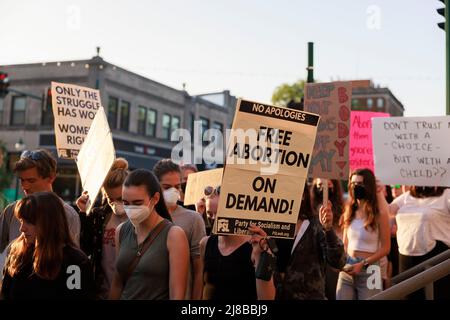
[215,99,320,239]
[373,116,450,187]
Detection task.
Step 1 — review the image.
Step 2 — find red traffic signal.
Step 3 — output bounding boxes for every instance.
[0,72,9,97]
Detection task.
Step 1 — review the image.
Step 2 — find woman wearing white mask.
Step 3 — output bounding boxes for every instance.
[76,158,129,299]
[109,169,189,300]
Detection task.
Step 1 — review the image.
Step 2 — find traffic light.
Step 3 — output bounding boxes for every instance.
[0,72,9,98]
[44,87,52,111]
[437,0,446,30]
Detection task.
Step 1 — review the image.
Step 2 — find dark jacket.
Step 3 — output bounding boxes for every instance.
[276,217,346,300]
[1,245,95,300]
[78,203,112,295]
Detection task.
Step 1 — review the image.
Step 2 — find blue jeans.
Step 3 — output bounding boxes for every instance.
[336,257,382,300]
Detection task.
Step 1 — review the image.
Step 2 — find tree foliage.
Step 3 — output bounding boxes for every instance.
[271,79,306,107]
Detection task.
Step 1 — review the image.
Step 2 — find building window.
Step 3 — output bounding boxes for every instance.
[137,106,146,135]
[200,117,209,136]
[108,97,118,129]
[212,121,223,133]
[138,107,157,137]
[119,100,130,131]
[11,96,26,125]
[146,109,157,137]
[171,116,180,132]
[377,98,384,108]
[351,99,360,109]
[162,114,171,139]
[367,98,373,109]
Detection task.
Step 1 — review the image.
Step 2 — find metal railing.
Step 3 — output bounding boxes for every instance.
[369,249,450,300]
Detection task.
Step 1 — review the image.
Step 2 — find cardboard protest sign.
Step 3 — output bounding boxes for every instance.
[350,111,390,173]
[51,82,102,159]
[184,168,223,206]
[372,116,450,187]
[76,107,115,214]
[304,81,351,179]
[215,99,320,239]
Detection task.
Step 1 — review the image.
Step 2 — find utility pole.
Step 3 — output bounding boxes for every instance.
[307,42,314,83]
[438,0,450,115]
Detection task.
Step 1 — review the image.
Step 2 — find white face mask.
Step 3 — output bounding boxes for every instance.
[124,204,151,227]
[111,202,126,216]
[163,187,180,206]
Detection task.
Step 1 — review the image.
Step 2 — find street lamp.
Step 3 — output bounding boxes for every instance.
[14,138,25,201]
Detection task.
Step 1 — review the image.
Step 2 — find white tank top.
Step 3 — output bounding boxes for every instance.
[347,218,379,253]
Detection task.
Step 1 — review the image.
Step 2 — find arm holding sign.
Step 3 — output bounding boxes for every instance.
[319,202,346,270]
[248,225,276,300]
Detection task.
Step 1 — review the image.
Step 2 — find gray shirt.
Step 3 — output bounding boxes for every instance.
[116,220,172,300]
[171,205,206,299]
[0,199,80,252]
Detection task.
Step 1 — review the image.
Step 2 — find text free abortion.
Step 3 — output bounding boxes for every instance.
[229,126,311,168]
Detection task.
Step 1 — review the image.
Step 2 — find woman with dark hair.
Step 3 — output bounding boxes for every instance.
[387,186,450,299]
[336,168,390,300]
[109,169,189,300]
[276,184,346,300]
[0,192,94,300]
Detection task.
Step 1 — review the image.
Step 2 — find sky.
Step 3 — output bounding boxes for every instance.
[0,0,447,116]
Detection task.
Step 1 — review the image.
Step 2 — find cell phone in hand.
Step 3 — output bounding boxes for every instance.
[342,264,354,272]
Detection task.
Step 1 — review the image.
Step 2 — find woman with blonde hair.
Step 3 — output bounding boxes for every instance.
[76,158,129,299]
[0,192,94,300]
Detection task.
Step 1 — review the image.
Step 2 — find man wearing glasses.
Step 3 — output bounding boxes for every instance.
[0,149,81,268]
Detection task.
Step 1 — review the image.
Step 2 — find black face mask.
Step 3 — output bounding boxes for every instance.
[354,185,366,200]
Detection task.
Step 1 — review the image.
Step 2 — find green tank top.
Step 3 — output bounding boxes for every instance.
[116,219,173,300]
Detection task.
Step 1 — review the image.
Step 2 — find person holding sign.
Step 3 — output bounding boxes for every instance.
[109,169,189,300]
[276,185,346,300]
[199,191,276,300]
[385,186,450,300]
[336,168,391,300]
[0,192,94,300]
[76,158,129,299]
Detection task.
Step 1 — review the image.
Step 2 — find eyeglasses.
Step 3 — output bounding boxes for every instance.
[391,185,401,189]
[20,150,45,161]
[204,186,220,197]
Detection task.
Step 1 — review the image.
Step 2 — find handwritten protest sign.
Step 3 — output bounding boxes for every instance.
[350,111,390,172]
[184,168,223,206]
[76,107,115,214]
[304,81,351,179]
[372,116,450,187]
[51,82,102,159]
[215,99,319,239]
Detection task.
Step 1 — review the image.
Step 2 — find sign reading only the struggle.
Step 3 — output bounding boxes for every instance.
[215,99,320,239]
[373,116,450,187]
[51,82,102,159]
[304,81,351,179]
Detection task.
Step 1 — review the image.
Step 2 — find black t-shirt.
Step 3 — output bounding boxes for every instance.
[1,245,95,300]
[202,235,257,300]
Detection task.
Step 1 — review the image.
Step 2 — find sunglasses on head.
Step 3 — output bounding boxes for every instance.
[204,186,220,197]
[21,150,45,161]
[391,184,401,189]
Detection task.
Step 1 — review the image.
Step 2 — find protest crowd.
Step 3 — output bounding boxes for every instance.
[0,83,449,301]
